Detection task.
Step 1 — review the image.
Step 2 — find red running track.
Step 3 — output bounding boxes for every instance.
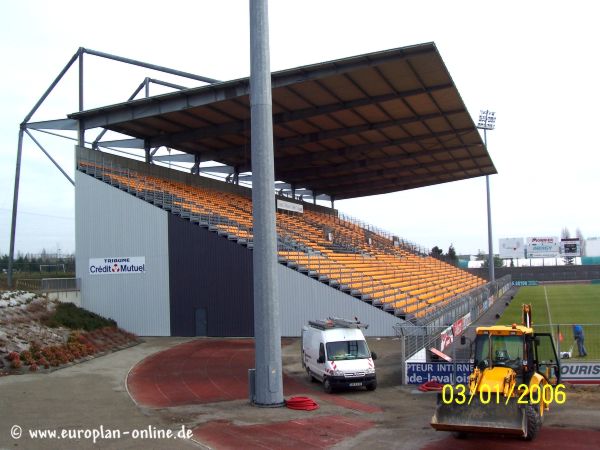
[128,339,298,407]
[193,415,374,450]
[127,339,378,448]
[127,338,381,413]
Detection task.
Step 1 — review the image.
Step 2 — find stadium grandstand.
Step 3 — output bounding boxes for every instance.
[10,42,509,339]
[79,150,484,316]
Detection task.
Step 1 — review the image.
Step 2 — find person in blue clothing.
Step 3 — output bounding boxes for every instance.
[573,324,588,357]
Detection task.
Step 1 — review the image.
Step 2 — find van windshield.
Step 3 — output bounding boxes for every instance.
[326,340,370,361]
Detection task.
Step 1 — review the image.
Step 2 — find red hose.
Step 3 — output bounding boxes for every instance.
[418,380,444,392]
[285,396,319,411]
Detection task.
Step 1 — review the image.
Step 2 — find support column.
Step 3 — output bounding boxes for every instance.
[7,129,25,288]
[8,48,82,287]
[192,154,201,175]
[145,142,151,163]
[249,0,283,407]
[78,52,85,146]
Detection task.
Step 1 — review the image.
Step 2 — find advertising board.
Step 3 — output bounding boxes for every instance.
[406,362,472,384]
[89,257,146,275]
[276,199,304,213]
[561,362,600,384]
[527,236,560,258]
[440,326,453,352]
[499,238,525,259]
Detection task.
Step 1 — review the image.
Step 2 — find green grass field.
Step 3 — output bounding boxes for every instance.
[497,284,600,359]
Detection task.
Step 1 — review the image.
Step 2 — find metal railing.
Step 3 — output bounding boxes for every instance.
[335,211,430,255]
[394,275,512,358]
[531,323,600,361]
[15,279,42,292]
[15,278,80,292]
[41,278,81,292]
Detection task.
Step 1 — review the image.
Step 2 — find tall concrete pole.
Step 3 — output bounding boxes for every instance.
[249,0,284,406]
[484,129,495,282]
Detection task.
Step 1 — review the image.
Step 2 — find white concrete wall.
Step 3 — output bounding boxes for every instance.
[47,291,81,307]
[278,264,403,337]
[75,171,171,336]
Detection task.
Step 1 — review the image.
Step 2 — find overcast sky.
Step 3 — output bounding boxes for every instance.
[1,0,599,256]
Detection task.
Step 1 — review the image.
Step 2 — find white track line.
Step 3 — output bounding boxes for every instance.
[544,285,554,330]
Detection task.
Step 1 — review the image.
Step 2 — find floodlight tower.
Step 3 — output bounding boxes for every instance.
[477,110,496,282]
[249,0,284,407]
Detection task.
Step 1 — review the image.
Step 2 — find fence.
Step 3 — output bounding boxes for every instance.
[14,278,42,292]
[15,278,80,293]
[469,265,600,282]
[539,323,600,360]
[394,275,512,359]
[402,323,600,384]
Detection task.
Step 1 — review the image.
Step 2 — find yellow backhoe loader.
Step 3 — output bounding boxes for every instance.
[431,304,561,440]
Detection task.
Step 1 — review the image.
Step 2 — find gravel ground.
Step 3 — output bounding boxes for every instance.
[0,337,197,450]
[1,297,599,450]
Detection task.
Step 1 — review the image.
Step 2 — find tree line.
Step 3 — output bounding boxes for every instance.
[429,244,458,265]
[0,251,75,273]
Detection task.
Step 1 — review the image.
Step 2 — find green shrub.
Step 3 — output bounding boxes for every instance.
[42,303,116,331]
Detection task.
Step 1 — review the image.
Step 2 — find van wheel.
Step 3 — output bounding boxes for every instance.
[366,381,377,391]
[307,368,316,383]
[323,378,334,394]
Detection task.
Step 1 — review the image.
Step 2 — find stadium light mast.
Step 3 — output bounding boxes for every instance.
[248,0,284,407]
[477,110,496,282]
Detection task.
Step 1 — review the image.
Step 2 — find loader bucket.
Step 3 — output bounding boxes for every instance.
[431,394,526,436]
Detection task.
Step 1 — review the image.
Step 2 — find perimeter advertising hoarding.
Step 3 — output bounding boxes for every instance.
[406,362,472,384]
[499,238,525,259]
[440,326,453,352]
[406,361,600,384]
[561,362,600,383]
[439,312,471,352]
[527,236,560,258]
[451,312,471,337]
[512,280,539,286]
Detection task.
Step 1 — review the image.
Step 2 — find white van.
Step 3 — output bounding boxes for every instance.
[301,317,377,393]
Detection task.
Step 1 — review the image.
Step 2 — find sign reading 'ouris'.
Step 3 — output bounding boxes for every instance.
[89,257,146,275]
[561,362,600,383]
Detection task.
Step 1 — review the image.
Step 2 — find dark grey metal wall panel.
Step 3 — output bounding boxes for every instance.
[168,211,403,337]
[168,214,254,337]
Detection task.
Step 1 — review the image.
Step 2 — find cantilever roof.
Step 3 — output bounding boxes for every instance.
[70,42,496,200]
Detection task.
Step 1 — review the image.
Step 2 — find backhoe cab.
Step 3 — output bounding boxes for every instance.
[431,304,561,440]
